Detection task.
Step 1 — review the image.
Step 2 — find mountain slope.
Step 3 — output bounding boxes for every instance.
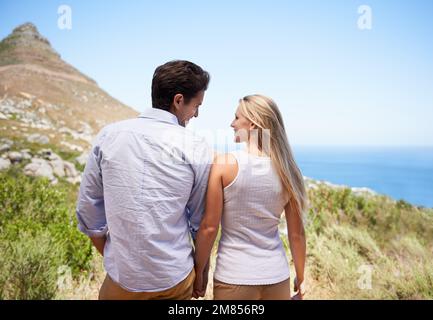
[0,23,138,152]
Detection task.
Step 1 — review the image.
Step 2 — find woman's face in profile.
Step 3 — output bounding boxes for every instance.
[231,106,254,143]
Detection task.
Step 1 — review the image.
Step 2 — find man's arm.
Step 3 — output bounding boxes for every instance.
[76,131,108,255]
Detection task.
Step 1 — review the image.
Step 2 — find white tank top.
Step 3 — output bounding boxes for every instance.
[214,149,291,285]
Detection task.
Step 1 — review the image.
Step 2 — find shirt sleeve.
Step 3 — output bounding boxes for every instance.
[186,139,213,240]
[76,129,108,238]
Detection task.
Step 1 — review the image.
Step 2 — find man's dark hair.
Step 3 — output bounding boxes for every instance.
[151,60,210,111]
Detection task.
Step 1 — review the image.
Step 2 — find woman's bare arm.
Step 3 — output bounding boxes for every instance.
[194,158,225,276]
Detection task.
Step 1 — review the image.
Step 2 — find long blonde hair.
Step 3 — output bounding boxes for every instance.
[239,94,308,216]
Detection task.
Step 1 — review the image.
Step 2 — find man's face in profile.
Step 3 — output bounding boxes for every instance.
[176,90,205,127]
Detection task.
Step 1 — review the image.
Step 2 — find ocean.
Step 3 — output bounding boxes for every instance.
[217,144,433,208]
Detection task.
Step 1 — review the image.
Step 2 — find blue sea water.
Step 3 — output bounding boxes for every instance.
[217,144,433,208]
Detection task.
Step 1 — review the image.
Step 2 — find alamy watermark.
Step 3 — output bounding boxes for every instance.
[358,5,373,30]
[357,264,373,290]
[58,5,72,30]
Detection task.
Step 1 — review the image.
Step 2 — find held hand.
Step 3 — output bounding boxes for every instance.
[192,262,210,299]
[192,272,205,299]
[202,262,210,293]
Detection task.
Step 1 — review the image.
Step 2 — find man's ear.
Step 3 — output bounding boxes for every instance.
[172,94,184,111]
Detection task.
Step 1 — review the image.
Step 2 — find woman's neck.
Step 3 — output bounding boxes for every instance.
[245,143,268,157]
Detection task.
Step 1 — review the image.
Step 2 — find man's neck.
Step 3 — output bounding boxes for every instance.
[167,107,184,127]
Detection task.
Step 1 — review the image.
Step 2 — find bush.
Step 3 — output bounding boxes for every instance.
[0,170,93,299]
[0,231,64,299]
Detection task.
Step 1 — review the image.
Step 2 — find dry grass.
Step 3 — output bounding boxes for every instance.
[56,249,104,300]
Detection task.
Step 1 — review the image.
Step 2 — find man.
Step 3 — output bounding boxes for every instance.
[76,60,212,300]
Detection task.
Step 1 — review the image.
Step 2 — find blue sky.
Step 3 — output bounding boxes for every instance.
[1,0,432,146]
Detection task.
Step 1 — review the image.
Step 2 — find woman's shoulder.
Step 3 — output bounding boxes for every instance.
[213,152,238,167]
[212,153,239,188]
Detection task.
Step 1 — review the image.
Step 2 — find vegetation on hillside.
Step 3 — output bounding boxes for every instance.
[0,165,432,299]
[291,185,433,299]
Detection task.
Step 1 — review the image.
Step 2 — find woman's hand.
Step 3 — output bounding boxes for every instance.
[192,262,210,298]
[192,270,206,298]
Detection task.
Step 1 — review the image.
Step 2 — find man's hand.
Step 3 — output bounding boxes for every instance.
[192,271,205,299]
[90,236,107,256]
[192,262,210,299]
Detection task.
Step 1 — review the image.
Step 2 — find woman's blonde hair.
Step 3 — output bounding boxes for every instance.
[239,94,308,216]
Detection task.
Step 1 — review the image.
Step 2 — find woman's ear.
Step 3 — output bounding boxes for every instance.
[249,122,258,130]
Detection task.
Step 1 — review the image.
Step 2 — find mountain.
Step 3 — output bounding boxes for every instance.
[0,23,138,153]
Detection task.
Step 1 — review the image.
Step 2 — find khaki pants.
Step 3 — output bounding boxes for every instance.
[98,269,195,300]
[213,278,291,300]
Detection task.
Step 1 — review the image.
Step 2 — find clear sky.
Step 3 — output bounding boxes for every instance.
[1,0,432,146]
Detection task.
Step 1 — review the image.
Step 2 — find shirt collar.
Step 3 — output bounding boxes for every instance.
[138,108,180,125]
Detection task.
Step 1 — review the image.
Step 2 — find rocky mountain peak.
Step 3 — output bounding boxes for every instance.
[2,22,59,58]
[12,22,43,38]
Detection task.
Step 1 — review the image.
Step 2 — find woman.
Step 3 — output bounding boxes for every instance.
[193,94,308,300]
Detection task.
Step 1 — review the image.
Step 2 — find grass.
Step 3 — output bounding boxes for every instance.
[1,153,432,299]
[292,185,433,299]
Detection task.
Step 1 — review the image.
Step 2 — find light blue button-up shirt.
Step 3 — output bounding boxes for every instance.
[76,108,212,292]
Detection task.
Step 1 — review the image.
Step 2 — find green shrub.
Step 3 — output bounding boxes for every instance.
[0,231,64,299]
[0,170,92,299]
